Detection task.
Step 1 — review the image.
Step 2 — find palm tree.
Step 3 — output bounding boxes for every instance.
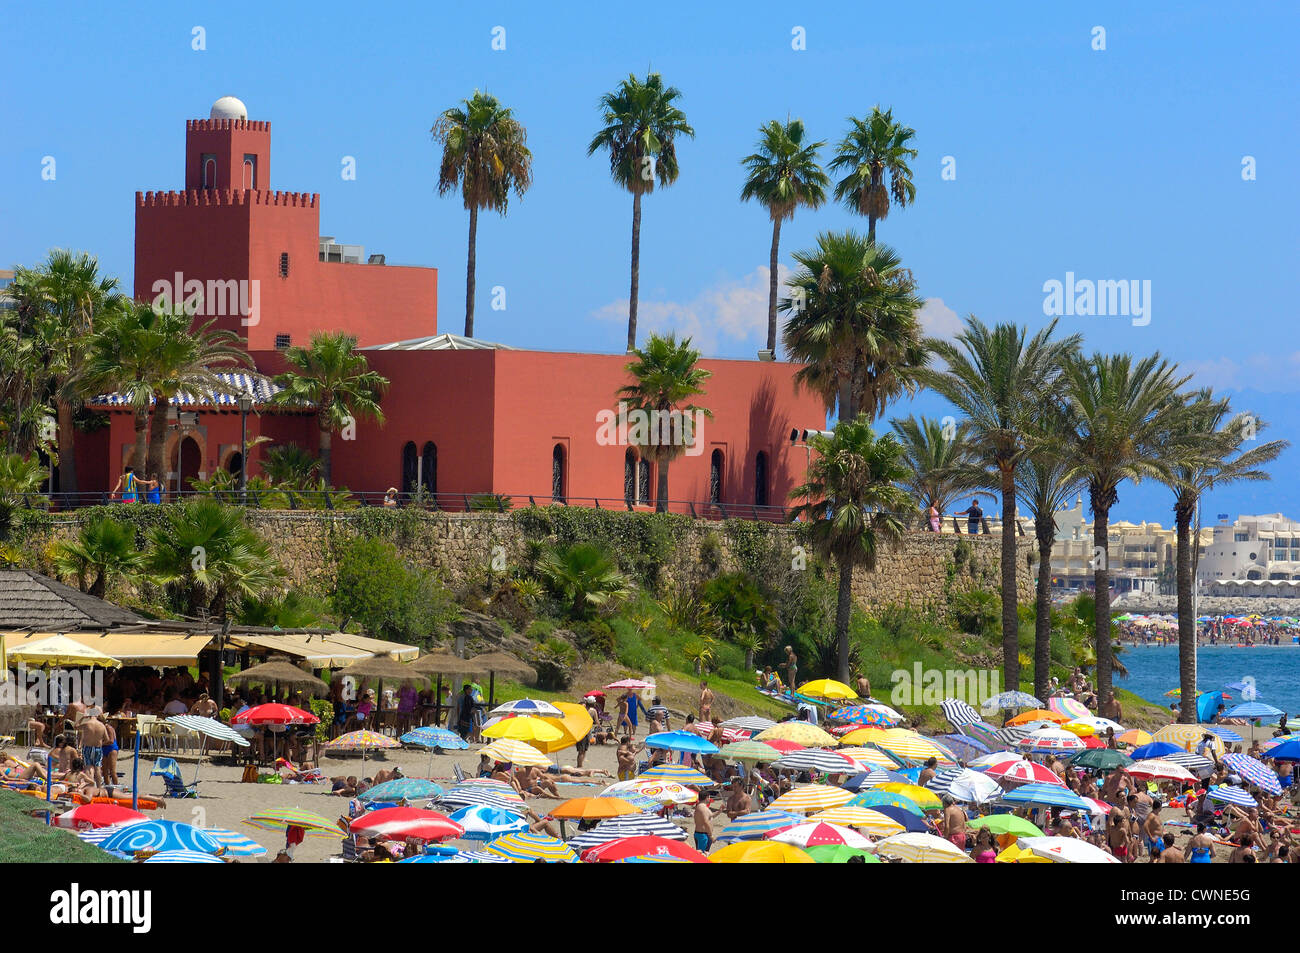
[789,416,915,681]
[30,250,123,493]
[1015,405,1085,701]
[828,107,917,243]
[780,231,926,420]
[0,452,45,538]
[537,543,633,620]
[1060,352,1189,703]
[261,443,321,488]
[0,266,49,456]
[890,414,981,519]
[739,118,829,356]
[1159,391,1288,719]
[616,333,712,512]
[431,91,533,339]
[53,516,142,598]
[588,72,695,351]
[271,331,389,487]
[144,499,282,619]
[916,318,1081,695]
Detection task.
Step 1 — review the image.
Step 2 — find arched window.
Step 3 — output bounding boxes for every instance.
[202,154,216,188]
[243,154,257,189]
[710,449,724,505]
[421,442,437,497]
[637,459,651,504]
[552,444,566,503]
[400,442,418,495]
[227,452,243,478]
[624,448,637,505]
[754,451,769,507]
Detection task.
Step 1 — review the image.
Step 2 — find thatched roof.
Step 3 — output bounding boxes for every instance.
[227,656,329,696]
[0,570,144,631]
[337,655,427,684]
[408,652,481,676]
[469,652,537,683]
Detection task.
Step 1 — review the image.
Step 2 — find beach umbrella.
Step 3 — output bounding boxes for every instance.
[481,738,552,767]
[940,698,981,728]
[638,763,714,785]
[1205,725,1244,743]
[1207,785,1258,809]
[982,691,1043,711]
[836,747,904,770]
[166,714,250,747]
[772,749,862,775]
[486,831,578,863]
[969,751,1024,771]
[323,729,400,774]
[1163,751,1215,778]
[601,779,698,806]
[1267,738,1300,762]
[359,778,446,803]
[804,844,881,863]
[446,805,528,842]
[968,814,1044,838]
[829,705,901,727]
[55,803,147,830]
[1062,716,1124,737]
[401,726,470,775]
[756,722,837,747]
[808,806,906,837]
[1007,708,1068,727]
[1047,697,1092,721]
[769,784,855,814]
[838,726,889,746]
[1018,836,1121,864]
[927,768,1002,804]
[440,787,527,813]
[935,734,992,761]
[797,679,858,701]
[1082,798,1112,817]
[875,832,973,863]
[766,821,875,850]
[490,698,563,718]
[142,850,225,863]
[1130,741,1183,760]
[1224,702,1285,720]
[582,836,709,863]
[983,760,1066,787]
[604,678,655,691]
[200,828,268,857]
[875,736,958,766]
[847,790,925,816]
[759,738,809,754]
[644,730,719,755]
[1153,725,1224,756]
[549,797,642,820]
[866,805,929,832]
[999,783,1091,811]
[480,716,564,744]
[715,810,804,842]
[350,807,463,842]
[719,740,783,764]
[872,782,942,810]
[1126,760,1198,783]
[613,855,691,863]
[995,842,1052,863]
[1116,729,1153,746]
[685,721,748,744]
[533,702,596,755]
[243,807,344,838]
[398,848,496,863]
[1222,753,1283,794]
[567,813,688,851]
[1069,749,1133,771]
[720,715,776,732]
[845,769,913,790]
[1017,727,1085,754]
[101,819,221,856]
[230,703,319,726]
[710,841,815,863]
[958,720,1007,752]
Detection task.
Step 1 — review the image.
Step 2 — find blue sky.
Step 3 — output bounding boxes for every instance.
[3,1,1297,523]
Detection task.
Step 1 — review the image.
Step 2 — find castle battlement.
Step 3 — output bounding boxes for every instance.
[136,189,319,208]
[186,118,271,133]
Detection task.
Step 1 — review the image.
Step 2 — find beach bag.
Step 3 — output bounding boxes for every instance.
[241,764,259,784]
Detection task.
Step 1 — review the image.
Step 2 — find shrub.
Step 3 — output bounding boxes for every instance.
[530,638,578,691]
[950,589,1001,637]
[331,536,459,646]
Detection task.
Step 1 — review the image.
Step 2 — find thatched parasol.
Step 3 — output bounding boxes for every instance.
[408,652,482,676]
[338,655,428,685]
[227,656,329,697]
[468,652,537,683]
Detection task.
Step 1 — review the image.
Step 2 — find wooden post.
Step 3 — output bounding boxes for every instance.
[488,671,496,709]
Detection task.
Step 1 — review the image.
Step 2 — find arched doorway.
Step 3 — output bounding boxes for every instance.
[754,451,769,507]
[709,449,724,505]
[227,452,243,478]
[177,436,202,493]
[421,442,437,497]
[552,444,566,504]
[400,442,418,495]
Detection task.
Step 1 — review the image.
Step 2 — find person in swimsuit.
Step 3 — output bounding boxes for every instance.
[1188,824,1215,863]
[973,827,997,863]
[927,502,941,533]
[112,467,140,503]
[1158,834,1185,863]
[101,721,119,785]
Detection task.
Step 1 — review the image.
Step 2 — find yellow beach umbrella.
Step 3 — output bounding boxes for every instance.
[532,702,594,754]
[809,806,906,837]
[481,738,552,767]
[836,746,901,770]
[1153,724,1224,757]
[769,784,854,814]
[1060,721,1097,737]
[839,726,889,746]
[873,782,942,810]
[875,832,973,863]
[995,842,1051,863]
[8,634,121,668]
[710,841,815,863]
[873,730,956,765]
[797,679,858,702]
[482,715,565,744]
[756,722,838,747]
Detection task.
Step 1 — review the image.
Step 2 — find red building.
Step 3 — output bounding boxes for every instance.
[82,97,827,513]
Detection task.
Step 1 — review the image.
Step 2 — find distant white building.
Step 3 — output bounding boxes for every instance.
[1198,514,1300,587]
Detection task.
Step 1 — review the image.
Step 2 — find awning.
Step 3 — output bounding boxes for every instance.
[225,633,371,667]
[1,631,213,666]
[320,632,419,661]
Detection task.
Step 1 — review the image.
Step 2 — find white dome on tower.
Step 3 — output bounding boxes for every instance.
[210,96,248,120]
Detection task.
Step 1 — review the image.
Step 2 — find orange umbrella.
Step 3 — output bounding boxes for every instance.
[1006,708,1068,727]
[549,797,643,820]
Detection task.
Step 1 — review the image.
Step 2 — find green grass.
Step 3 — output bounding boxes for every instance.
[0,789,126,863]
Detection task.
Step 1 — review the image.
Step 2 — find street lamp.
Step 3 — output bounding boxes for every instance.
[237,392,253,505]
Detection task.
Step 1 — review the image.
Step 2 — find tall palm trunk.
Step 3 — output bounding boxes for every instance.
[1034,516,1054,701]
[465,205,478,338]
[766,218,781,355]
[655,456,668,513]
[146,394,170,491]
[56,399,78,494]
[1092,501,1114,701]
[627,192,642,352]
[1174,496,1196,722]
[1000,467,1020,693]
[835,556,854,682]
[318,417,333,487]
[131,406,149,471]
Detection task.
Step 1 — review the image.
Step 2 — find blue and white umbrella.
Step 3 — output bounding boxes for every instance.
[143,850,226,864]
[490,698,563,718]
[958,720,1008,752]
[1205,725,1244,743]
[438,787,526,813]
[772,749,862,774]
[940,698,981,728]
[400,727,469,750]
[567,813,688,851]
[999,783,1091,811]
[935,733,991,761]
[165,715,250,747]
[714,810,803,842]
[847,769,914,790]
[399,848,511,863]
[1222,753,1283,795]
[927,767,1001,804]
[645,731,719,755]
[719,716,776,733]
[1207,785,1257,808]
[202,828,268,857]
[1164,751,1215,778]
[91,371,283,409]
[99,820,222,857]
[982,691,1043,712]
[359,778,446,803]
[447,804,528,842]
[1224,702,1285,720]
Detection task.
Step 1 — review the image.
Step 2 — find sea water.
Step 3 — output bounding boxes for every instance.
[1117,644,1300,718]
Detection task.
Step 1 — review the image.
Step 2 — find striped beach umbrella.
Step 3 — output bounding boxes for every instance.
[766,821,874,850]
[568,814,687,851]
[1126,759,1198,783]
[769,784,855,814]
[1153,724,1225,756]
[772,749,862,775]
[969,751,1024,771]
[243,807,345,838]
[142,850,226,864]
[398,849,509,863]
[1047,697,1092,721]
[872,732,957,765]
[1164,751,1215,778]
[685,722,748,744]
[481,738,552,767]
[875,832,973,863]
[847,790,925,816]
[638,764,715,785]
[359,778,446,803]
[983,759,1066,787]
[1224,702,1285,720]
[716,810,804,842]
[998,783,1091,811]
[872,782,941,810]
[490,698,563,717]
[486,831,579,863]
[440,788,526,813]
[836,746,904,770]
[983,691,1043,711]
[201,828,268,857]
[101,820,221,856]
[935,734,991,762]
[1017,727,1086,754]
[940,698,981,728]
[720,715,776,733]
[446,805,528,842]
[848,769,914,790]
[1207,785,1257,808]
[1222,753,1283,794]
[808,806,906,837]
[756,722,838,747]
[165,715,251,747]
[959,720,1008,752]
[926,767,1002,803]
[719,740,783,764]
[1206,725,1244,743]
[400,726,469,750]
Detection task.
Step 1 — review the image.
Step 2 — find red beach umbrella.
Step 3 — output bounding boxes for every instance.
[349,807,464,842]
